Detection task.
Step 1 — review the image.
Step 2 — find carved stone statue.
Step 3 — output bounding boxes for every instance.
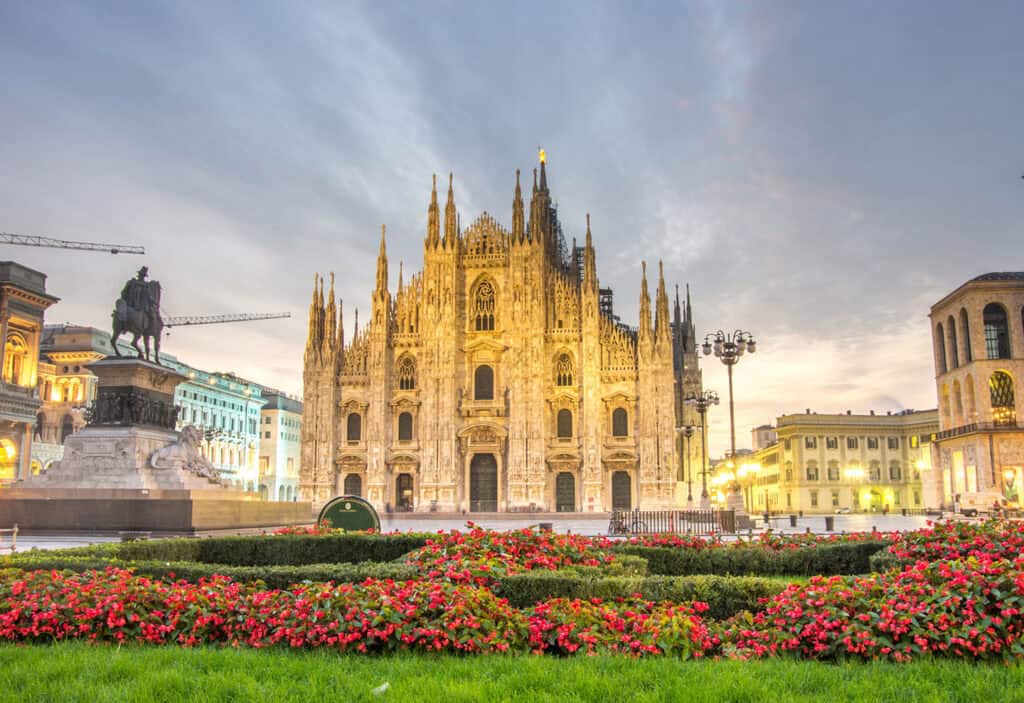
[111,266,164,364]
[150,425,223,484]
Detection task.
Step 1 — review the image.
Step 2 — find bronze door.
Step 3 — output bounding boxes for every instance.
[612,471,631,511]
[470,454,498,512]
[395,473,414,511]
[555,472,575,512]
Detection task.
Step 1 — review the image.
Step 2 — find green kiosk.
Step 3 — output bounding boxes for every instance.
[318,495,381,531]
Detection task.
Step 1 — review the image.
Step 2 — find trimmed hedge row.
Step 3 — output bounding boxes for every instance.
[30,533,434,567]
[615,540,890,577]
[0,556,416,589]
[496,571,787,619]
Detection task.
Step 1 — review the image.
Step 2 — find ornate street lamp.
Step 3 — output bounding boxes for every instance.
[684,390,719,508]
[703,330,757,510]
[675,424,697,506]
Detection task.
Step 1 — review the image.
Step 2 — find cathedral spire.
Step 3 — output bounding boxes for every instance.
[397,261,404,293]
[638,261,652,349]
[353,307,359,339]
[426,173,440,248]
[655,260,671,349]
[684,283,696,353]
[375,224,388,296]
[444,172,457,248]
[583,213,597,292]
[305,272,321,354]
[538,147,548,191]
[324,271,337,351]
[336,297,344,352]
[512,169,524,243]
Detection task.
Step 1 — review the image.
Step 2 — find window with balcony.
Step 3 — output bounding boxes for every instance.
[867,437,878,450]
[826,437,838,449]
[889,461,902,481]
[805,462,819,481]
[805,437,817,449]
[847,437,858,449]
[887,437,899,450]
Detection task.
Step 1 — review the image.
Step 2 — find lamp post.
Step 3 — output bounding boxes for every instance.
[685,390,719,508]
[676,425,697,505]
[703,330,757,511]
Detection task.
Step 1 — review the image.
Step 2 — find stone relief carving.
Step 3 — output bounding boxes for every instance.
[150,426,224,485]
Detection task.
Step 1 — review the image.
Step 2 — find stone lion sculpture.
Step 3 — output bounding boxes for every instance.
[150,425,223,484]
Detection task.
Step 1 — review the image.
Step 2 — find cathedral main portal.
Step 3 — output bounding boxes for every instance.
[469,453,498,512]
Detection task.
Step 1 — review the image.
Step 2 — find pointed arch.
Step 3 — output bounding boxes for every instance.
[396,355,416,390]
[555,352,574,386]
[472,277,497,331]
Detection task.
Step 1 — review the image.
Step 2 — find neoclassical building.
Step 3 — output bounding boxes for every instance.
[928,272,1024,510]
[301,157,703,513]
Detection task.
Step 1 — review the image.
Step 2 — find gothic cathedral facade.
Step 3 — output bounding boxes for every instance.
[301,157,704,513]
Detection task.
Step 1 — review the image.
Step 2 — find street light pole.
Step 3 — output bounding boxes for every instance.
[703,330,757,511]
[685,390,719,509]
[676,425,697,505]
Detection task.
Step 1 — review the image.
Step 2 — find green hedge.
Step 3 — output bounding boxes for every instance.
[615,541,890,577]
[0,555,417,589]
[496,571,787,618]
[23,533,434,567]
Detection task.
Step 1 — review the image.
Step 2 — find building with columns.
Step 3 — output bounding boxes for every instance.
[301,156,704,513]
[0,262,58,484]
[713,409,937,514]
[928,272,1024,510]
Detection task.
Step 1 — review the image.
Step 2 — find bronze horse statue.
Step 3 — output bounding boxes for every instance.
[111,267,163,364]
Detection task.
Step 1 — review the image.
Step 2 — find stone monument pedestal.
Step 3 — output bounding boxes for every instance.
[0,357,311,533]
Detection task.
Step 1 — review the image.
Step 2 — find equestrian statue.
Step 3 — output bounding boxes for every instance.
[111,266,164,364]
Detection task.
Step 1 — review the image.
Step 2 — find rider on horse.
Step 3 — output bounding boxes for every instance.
[111,267,164,364]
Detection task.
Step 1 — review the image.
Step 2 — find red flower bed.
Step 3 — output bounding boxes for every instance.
[883,520,1024,566]
[528,597,716,657]
[725,555,1024,661]
[619,530,896,551]
[405,524,614,586]
[0,568,525,653]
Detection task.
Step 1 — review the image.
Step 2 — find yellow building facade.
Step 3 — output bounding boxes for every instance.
[301,158,704,513]
[711,409,938,514]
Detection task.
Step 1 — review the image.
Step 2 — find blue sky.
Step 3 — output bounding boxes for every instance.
[2,1,1022,454]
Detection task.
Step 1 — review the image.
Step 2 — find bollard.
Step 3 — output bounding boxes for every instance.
[824,516,835,532]
[789,514,797,527]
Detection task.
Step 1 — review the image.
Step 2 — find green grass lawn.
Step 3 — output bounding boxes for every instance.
[1,644,1023,703]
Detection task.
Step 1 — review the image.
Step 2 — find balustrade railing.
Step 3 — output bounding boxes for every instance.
[608,509,736,535]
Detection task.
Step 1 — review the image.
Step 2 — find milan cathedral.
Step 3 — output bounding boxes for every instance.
[301,156,703,513]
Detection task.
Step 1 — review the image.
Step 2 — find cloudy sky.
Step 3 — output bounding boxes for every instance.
[2,1,1022,455]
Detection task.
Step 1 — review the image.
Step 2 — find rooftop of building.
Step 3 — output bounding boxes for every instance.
[775,407,939,431]
[931,272,1024,312]
[261,393,302,414]
[0,261,59,302]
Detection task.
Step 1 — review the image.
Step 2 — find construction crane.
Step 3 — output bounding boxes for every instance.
[163,312,291,328]
[0,232,145,255]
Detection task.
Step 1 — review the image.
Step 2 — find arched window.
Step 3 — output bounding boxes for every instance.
[3,334,27,385]
[346,413,362,441]
[983,303,1011,360]
[953,379,964,424]
[947,315,959,369]
[397,356,416,390]
[960,308,972,362]
[555,354,573,386]
[940,383,951,421]
[935,323,947,373]
[868,460,881,481]
[474,280,496,331]
[277,485,285,501]
[557,409,573,438]
[398,411,413,441]
[343,473,362,497]
[826,461,840,481]
[474,365,494,400]
[889,461,902,481]
[611,408,628,437]
[964,373,977,420]
[805,462,819,481]
[990,371,1016,425]
[60,414,74,443]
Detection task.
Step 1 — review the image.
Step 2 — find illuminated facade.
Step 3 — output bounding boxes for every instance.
[301,157,704,512]
[0,263,58,484]
[31,325,264,487]
[711,409,937,514]
[928,272,1024,510]
[259,391,302,501]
